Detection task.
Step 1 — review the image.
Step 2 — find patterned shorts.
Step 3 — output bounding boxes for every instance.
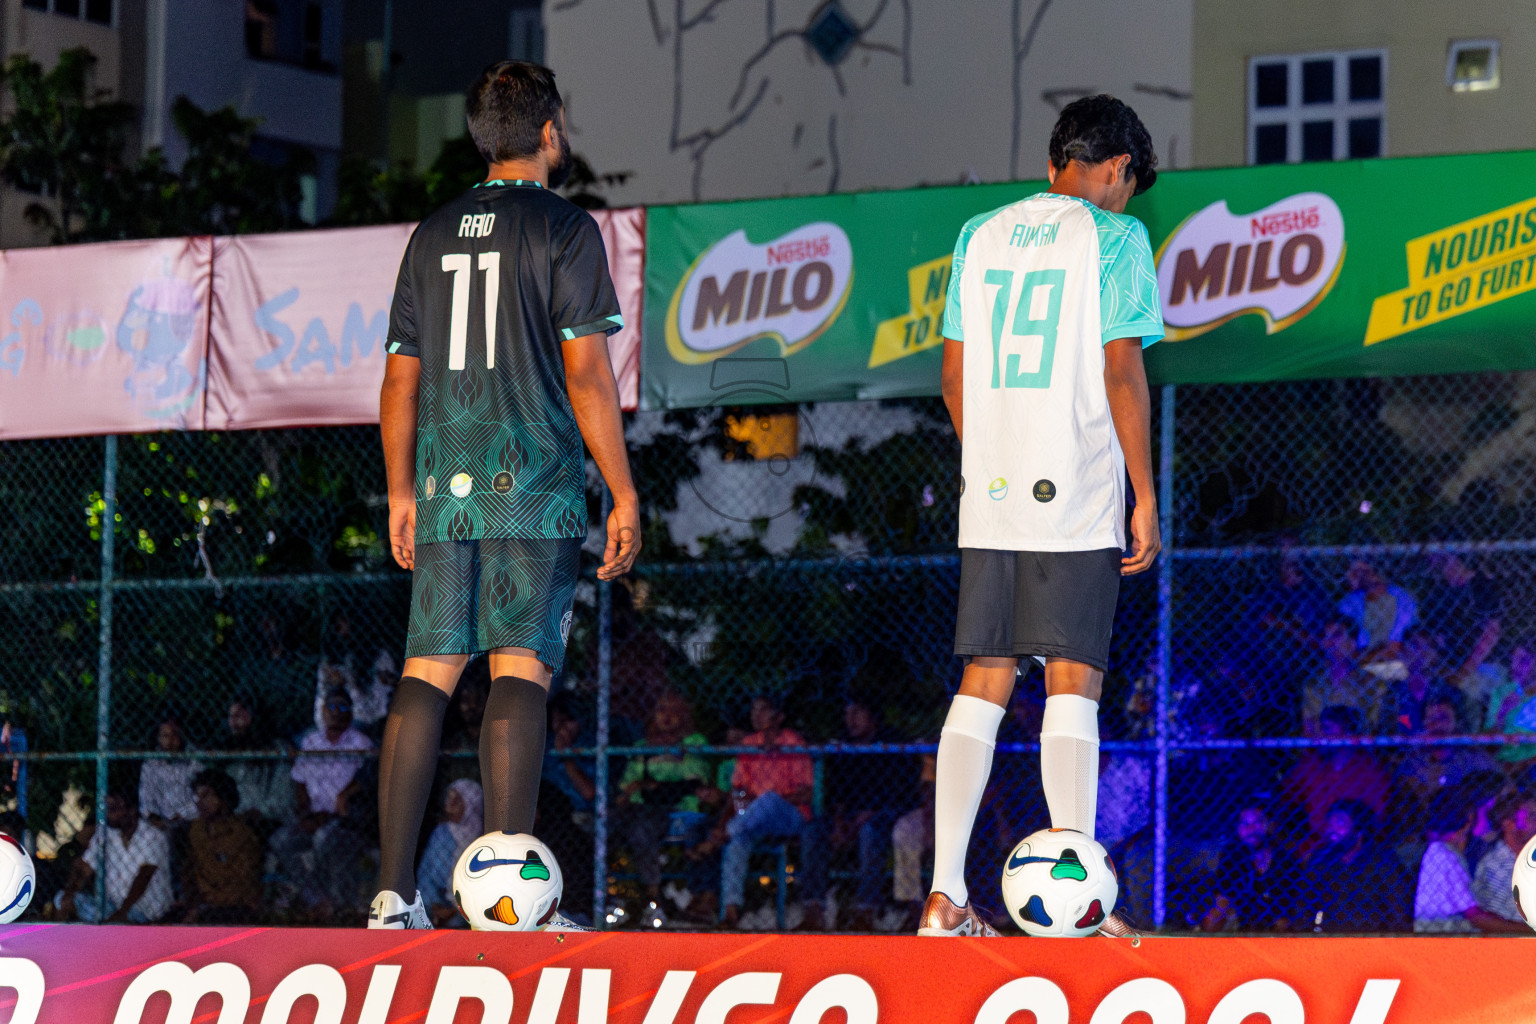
[405,538,583,672]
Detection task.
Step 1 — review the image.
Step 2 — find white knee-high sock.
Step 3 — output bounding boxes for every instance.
[931,694,1006,906]
[1040,693,1100,838]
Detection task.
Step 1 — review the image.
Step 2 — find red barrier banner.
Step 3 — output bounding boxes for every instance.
[1,925,1533,1023]
[0,237,212,440]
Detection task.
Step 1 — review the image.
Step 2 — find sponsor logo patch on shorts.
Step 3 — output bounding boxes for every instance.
[560,610,573,646]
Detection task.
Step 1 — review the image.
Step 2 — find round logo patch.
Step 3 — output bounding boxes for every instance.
[988,477,1008,501]
[423,475,437,499]
[560,610,573,646]
[1033,480,1056,503]
[959,476,966,496]
[493,471,514,494]
[449,473,474,498]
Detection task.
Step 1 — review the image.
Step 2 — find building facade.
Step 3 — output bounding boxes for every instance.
[1193,0,1536,168]
[546,0,1194,206]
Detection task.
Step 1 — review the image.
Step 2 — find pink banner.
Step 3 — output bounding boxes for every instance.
[595,207,644,411]
[205,210,644,432]
[0,209,645,440]
[2,924,1535,1023]
[0,237,212,440]
[206,224,414,431]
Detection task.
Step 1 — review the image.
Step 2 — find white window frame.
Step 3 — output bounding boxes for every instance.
[1247,49,1387,165]
[1447,39,1500,92]
[21,0,113,26]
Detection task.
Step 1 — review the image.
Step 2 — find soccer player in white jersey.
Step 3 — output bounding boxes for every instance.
[920,95,1163,937]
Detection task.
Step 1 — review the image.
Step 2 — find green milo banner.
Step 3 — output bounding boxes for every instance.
[642,150,1536,408]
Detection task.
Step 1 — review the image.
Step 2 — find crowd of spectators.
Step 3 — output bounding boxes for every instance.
[13,548,1536,933]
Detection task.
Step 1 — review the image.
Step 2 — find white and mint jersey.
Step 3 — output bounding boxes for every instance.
[943,192,1163,551]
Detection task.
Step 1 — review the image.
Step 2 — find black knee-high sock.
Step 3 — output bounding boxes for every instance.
[376,677,449,897]
[481,676,548,834]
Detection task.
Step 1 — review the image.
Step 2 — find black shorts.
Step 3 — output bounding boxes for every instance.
[405,538,582,671]
[953,547,1121,671]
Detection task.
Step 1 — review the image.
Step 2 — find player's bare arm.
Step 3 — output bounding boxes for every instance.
[1103,337,1159,575]
[941,336,964,442]
[563,331,641,580]
[380,352,421,571]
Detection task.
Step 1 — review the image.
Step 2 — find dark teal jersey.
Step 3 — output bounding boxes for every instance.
[385,180,623,542]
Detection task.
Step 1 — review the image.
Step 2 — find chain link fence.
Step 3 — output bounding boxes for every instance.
[3,373,1535,932]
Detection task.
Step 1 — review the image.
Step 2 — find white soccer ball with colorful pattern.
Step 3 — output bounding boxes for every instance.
[0,833,35,924]
[999,827,1118,937]
[1509,832,1536,930]
[452,831,563,932]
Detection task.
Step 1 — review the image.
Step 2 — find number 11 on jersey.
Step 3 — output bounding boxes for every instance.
[983,267,1064,390]
[443,251,502,370]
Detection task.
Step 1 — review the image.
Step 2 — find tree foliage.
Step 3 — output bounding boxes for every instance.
[0,47,310,243]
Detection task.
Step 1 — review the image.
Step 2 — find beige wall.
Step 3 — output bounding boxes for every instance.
[547,0,1193,206]
[1194,0,1536,168]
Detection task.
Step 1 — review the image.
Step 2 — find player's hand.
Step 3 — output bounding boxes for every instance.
[1121,500,1160,576]
[389,499,416,570]
[598,501,641,580]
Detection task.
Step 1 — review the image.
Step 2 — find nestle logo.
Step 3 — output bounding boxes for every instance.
[1249,206,1320,239]
[766,236,831,265]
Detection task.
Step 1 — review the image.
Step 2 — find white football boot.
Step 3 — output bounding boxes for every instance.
[368,889,432,929]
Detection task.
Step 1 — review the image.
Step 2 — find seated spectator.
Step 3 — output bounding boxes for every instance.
[1489,643,1536,765]
[416,779,483,928]
[268,688,374,919]
[312,649,400,739]
[139,714,200,830]
[51,790,171,923]
[824,694,919,931]
[1472,789,1536,927]
[1394,693,1498,828]
[1297,799,1407,932]
[1302,620,1387,736]
[1413,790,1527,933]
[217,695,293,827]
[1196,803,1298,932]
[718,695,826,929]
[613,691,711,926]
[1422,552,1502,688]
[1386,631,1453,733]
[181,769,261,923]
[441,671,491,784]
[1280,706,1389,855]
[1338,560,1416,673]
[542,693,597,827]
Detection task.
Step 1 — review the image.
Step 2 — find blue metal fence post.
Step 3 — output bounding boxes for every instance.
[593,484,613,924]
[1153,385,1175,929]
[95,435,118,909]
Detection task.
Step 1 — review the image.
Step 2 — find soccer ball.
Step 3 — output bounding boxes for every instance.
[999,827,1117,937]
[0,833,35,924]
[1510,832,1536,929]
[452,832,563,932]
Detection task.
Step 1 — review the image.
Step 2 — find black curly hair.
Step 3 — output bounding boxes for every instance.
[1048,95,1158,195]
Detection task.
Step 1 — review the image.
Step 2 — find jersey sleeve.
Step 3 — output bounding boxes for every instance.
[941,221,972,341]
[384,232,420,358]
[1100,217,1165,347]
[552,213,624,340]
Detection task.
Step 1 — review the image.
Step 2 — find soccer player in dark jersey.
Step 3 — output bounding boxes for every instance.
[370,60,639,930]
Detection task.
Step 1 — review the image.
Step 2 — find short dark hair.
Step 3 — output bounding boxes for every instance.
[1327,798,1375,833]
[466,60,563,164]
[1048,95,1158,195]
[192,768,240,812]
